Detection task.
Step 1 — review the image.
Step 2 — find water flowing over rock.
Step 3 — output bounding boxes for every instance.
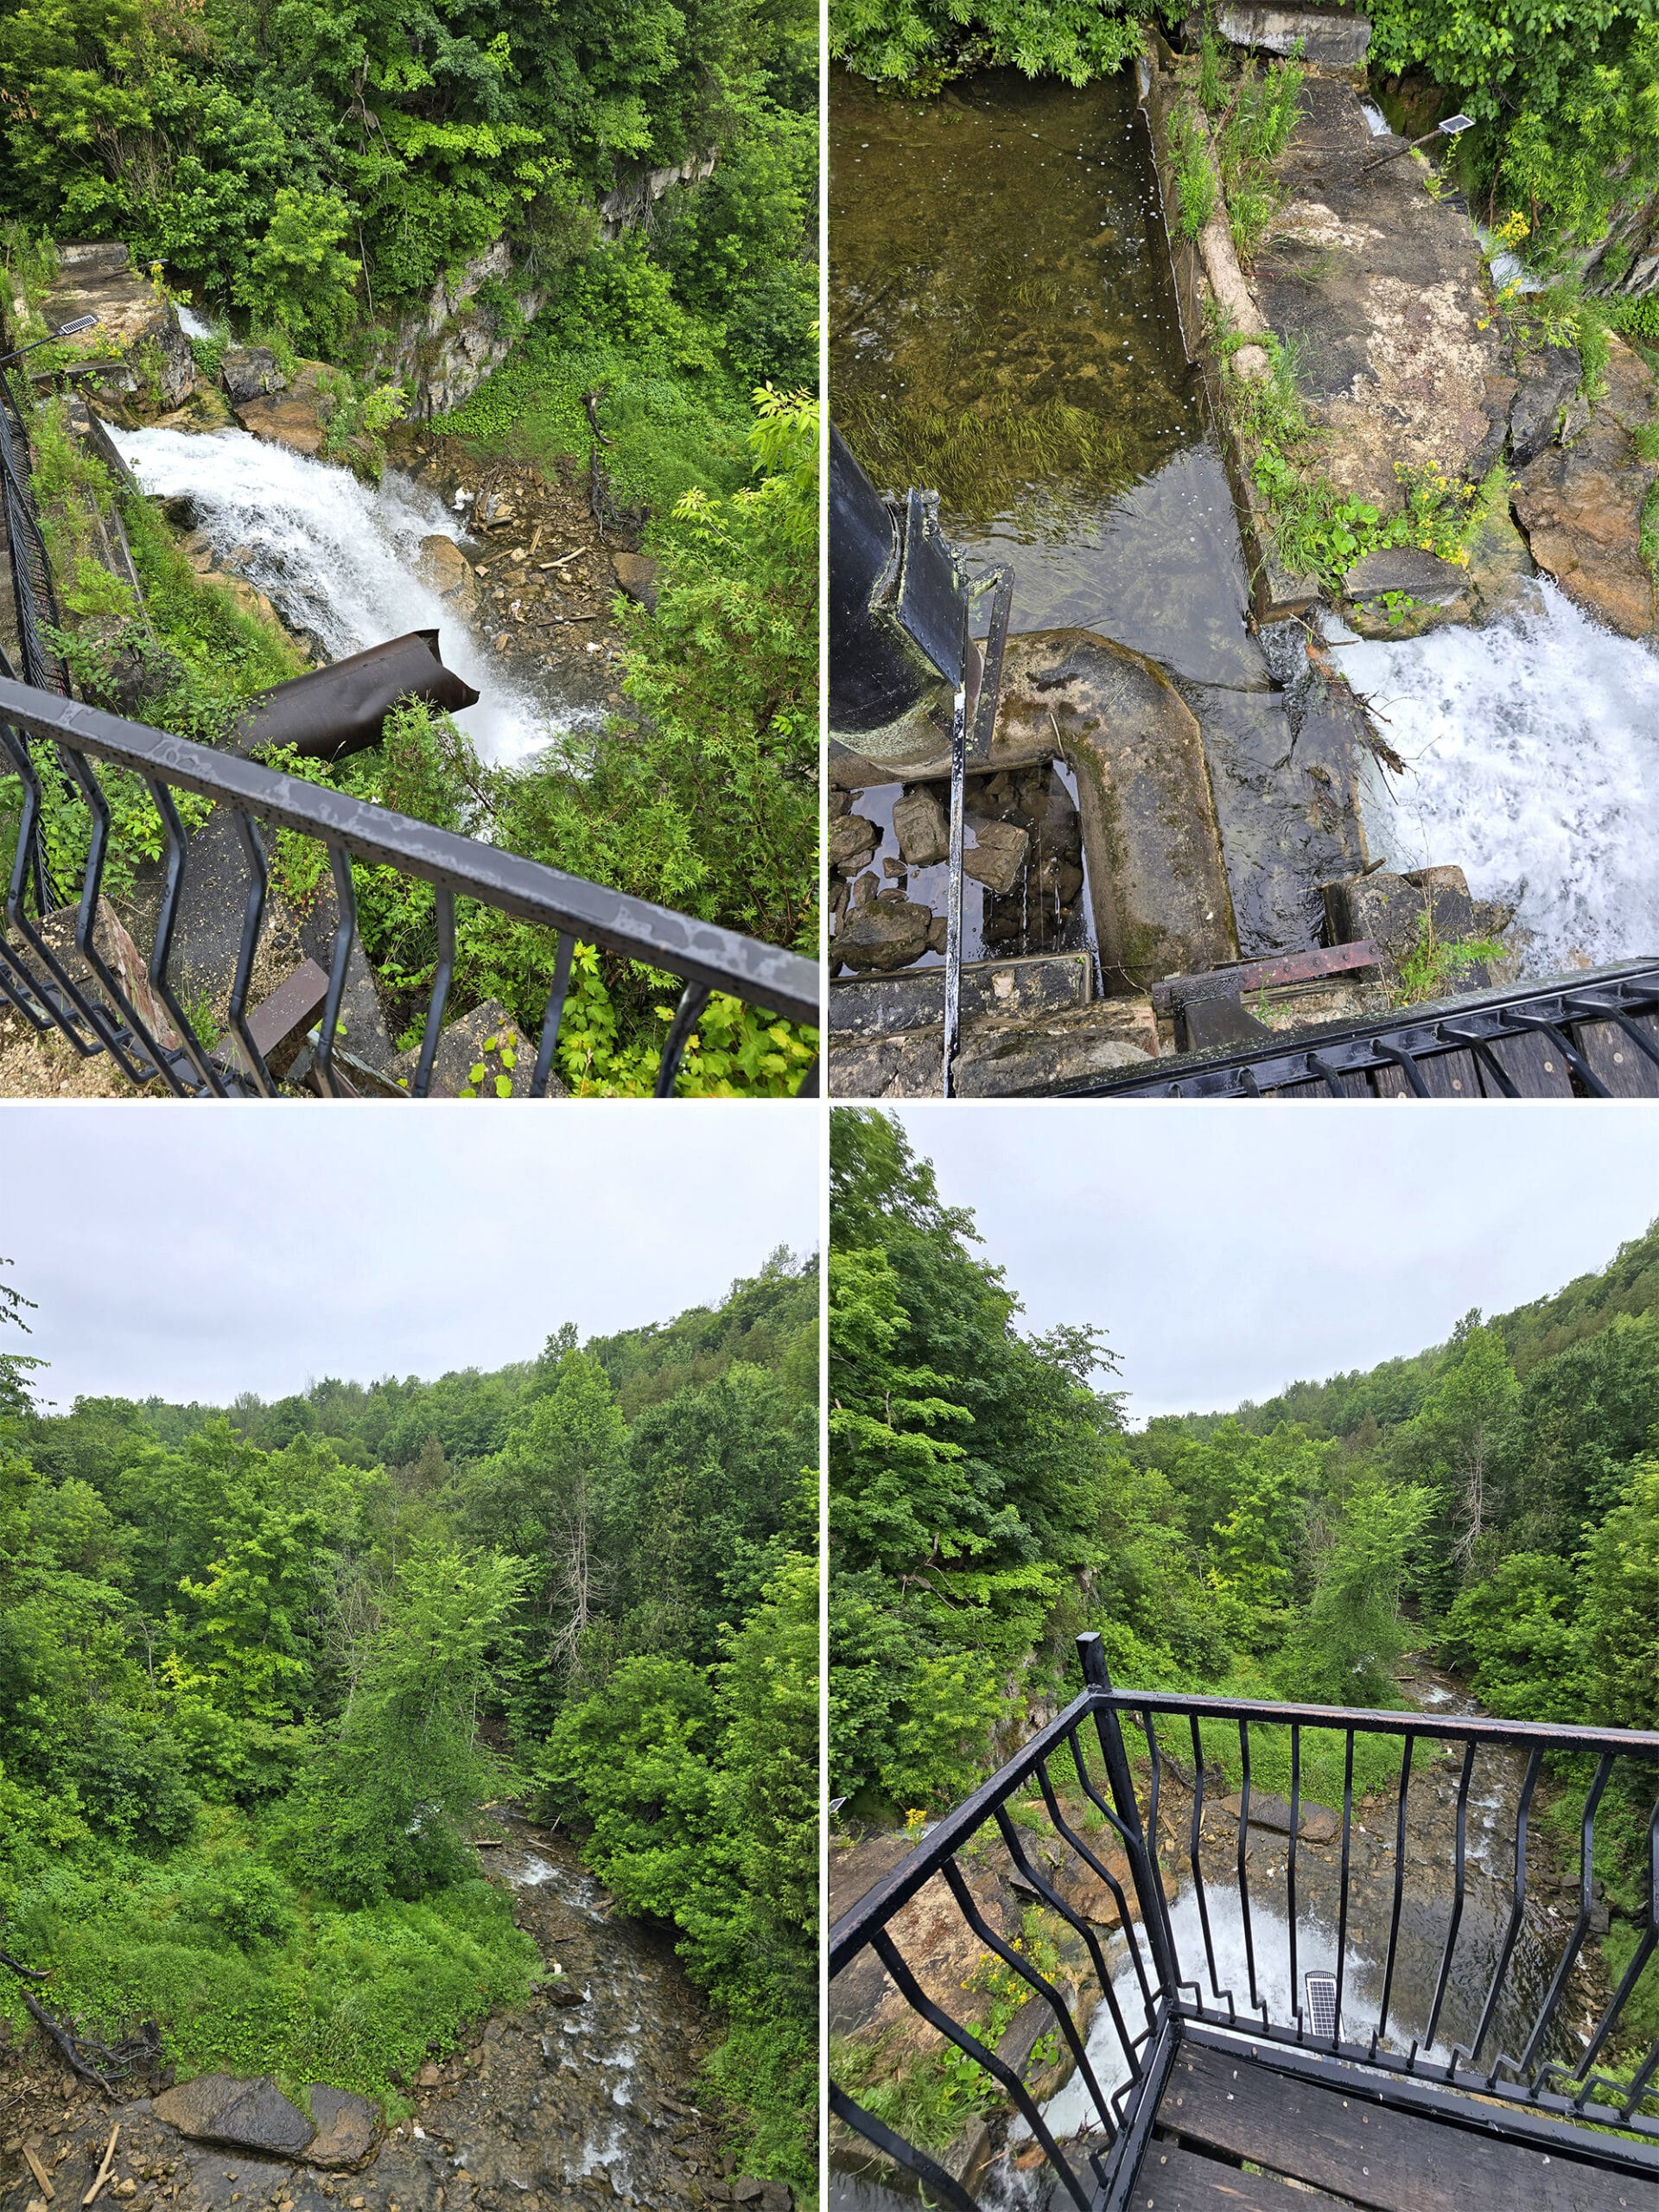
[106,425,568,764]
[1334,582,1659,974]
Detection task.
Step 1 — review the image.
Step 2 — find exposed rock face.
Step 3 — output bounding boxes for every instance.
[599,152,719,238]
[1513,334,1659,638]
[1509,343,1581,468]
[219,346,287,405]
[1251,80,1510,517]
[302,2088,380,2170]
[39,242,194,413]
[1192,1,1372,64]
[1344,547,1466,608]
[1215,1791,1341,1843]
[416,534,477,613]
[1345,494,1536,639]
[610,550,659,610]
[232,363,332,456]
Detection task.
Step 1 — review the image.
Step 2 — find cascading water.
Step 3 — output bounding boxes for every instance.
[1332,582,1659,975]
[107,424,575,765]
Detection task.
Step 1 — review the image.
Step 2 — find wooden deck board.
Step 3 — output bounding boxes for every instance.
[1129,2139,1347,2208]
[1148,2044,1659,2212]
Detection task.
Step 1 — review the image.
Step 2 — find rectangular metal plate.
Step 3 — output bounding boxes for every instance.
[895,488,966,687]
[1152,940,1383,1014]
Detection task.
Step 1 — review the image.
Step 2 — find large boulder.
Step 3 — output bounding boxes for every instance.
[1513,334,1659,637]
[303,2085,380,2169]
[234,362,332,456]
[1191,1,1371,64]
[219,346,287,405]
[416,533,477,614]
[1509,342,1581,468]
[153,2074,315,2158]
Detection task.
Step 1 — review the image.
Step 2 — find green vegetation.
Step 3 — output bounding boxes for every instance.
[830,1112,1659,2084]
[1393,905,1506,1004]
[0,0,817,1091]
[0,1249,818,2180]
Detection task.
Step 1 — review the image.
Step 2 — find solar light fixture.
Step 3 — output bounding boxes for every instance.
[1305,1970,1339,2040]
[1363,112,1476,176]
[0,312,101,368]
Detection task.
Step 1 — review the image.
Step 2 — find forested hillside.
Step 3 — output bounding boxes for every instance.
[0,1250,817,2182]
[830,1110,1659,2030]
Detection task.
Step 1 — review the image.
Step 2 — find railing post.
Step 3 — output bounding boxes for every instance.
[1077,1631,1183,2005]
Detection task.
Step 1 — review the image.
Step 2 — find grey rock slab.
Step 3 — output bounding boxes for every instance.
[834,897,933,974]
[1197,0,1372,64]
[1343,548,1467,604]
[961,816,1028,895]
[953,1003,1159,1096]
[391,998,563,1097]
[1215,1791,1341,1844]
[153,2075,315,2159]
[219,348,288,405]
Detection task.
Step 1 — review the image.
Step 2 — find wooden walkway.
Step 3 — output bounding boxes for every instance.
[1130,2044,1659,2211]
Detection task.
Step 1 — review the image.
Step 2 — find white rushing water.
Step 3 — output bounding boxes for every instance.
[109,423,570,764]
[1329,581,1659,975]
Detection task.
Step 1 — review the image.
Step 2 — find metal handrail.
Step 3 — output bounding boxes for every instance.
[830,1633,1659,2209]
[0,675,820,1096]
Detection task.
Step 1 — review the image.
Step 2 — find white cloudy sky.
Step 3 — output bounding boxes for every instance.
[2,1104,820,1407]
[884,1105,1659,1423]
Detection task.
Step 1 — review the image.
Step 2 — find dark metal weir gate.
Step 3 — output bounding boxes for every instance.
[830,1635,1659,2210]
[0,675,820,1097]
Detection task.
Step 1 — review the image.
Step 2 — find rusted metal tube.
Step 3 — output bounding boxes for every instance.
[232,630,480,762]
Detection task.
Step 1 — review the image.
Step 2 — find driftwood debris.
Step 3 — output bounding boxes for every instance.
[81,2127,118,2209]
[23,2149,54,2198]
[0,1944,162,2098]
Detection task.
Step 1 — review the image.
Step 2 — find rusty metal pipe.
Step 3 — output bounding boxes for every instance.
[232,630,479,763]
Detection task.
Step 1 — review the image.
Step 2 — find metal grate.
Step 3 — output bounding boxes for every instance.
[1305,1970,1338,2040]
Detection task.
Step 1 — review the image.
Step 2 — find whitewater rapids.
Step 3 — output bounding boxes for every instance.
[109,423,567,765]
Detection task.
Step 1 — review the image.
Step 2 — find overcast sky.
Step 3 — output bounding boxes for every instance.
[2,1106,819,1408]
[885,1105,1659,1423]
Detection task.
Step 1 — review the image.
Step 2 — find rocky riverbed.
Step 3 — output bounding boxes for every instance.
[2,1818,779,2212]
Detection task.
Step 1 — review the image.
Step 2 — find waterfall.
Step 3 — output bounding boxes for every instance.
[108,423,575,765]
[1330,580,1659,976]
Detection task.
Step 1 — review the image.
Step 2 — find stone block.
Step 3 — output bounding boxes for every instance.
[1321,865,1490,987]
[1509,343,1580,468]
[220,347,288,405]
[961,816,1028,894]
[834,897,932,973]
[610,551,659,610]
[153,2074,315,2158]
[891,785,948,867]
[391,999,564,1097]
[830,952,1091,1039]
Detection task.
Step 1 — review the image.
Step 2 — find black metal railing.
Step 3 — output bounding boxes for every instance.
[830,1634,1659,2209]
[0,369,71,702]
[0,675,820,1096]
[1061,961,1659,1098]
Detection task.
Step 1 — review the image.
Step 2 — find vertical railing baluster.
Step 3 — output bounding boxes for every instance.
[225,807,273,1096]
[314,842,358,1097]
[55,743,177,1087]
[1471,1746,1542,2074]
[653,978,713,1097]
[1238,1716,1265,2024]
[1077,1633,1181,2005]
[1287,1723,1301,2036]
[1375,1728,1415,2051]
[1187,1712,1225,2005]
[1579,1796,1659,2083]
[412,885,455,1098]
[1333,1731,1354,2046]
[1520,1755,1613,2082]
[1062,1728,1156,2018]
[530,931,575,1097]
[1424,1739,1477,2062]
[143,773,227,1095]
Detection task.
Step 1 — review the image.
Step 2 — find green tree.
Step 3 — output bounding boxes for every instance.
[283,1539,527,1904]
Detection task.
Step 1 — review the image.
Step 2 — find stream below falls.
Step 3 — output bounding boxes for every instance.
[831,61,1659,978]
[108,425,577,766]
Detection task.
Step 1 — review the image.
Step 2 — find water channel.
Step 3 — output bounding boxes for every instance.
[831,59,1659,984]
